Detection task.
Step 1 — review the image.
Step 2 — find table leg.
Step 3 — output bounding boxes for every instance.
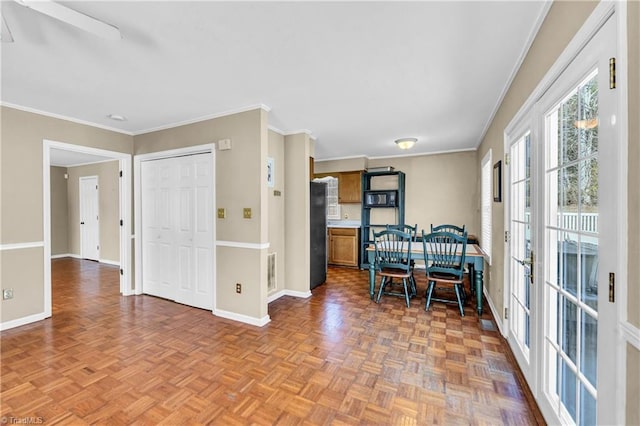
[369,261,376,300]
[475,268,483,316]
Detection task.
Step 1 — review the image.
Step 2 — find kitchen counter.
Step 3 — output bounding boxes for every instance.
[327,220,361,229]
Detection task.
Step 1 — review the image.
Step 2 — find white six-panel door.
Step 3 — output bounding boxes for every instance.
[141,154,213,310]
[79,176,100,261]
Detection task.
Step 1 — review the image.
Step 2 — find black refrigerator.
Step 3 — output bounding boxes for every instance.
[310,182,327,289]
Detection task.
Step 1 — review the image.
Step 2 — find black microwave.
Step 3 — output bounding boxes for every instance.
[363,190,398,207]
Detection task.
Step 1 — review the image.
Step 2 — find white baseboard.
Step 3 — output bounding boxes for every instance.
[212,309,270,327]
[621,321,640,350]
[51,253,78,259]
[0,312,48,331]
[99,259,120,266]
[483,286,506,337]
[267,289,312,303]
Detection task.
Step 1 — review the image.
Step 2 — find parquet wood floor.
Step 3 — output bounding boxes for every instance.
[1,258,545,425]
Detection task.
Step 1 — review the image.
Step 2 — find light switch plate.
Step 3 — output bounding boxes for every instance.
[243,208,252,219]
[217,208,226,219]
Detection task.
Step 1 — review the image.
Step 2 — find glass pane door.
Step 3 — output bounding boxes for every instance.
[544,70,599,425]
[509,131,533,365]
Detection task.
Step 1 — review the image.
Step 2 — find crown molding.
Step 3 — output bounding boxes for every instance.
[134,104,272,135]
[1,102,134,136]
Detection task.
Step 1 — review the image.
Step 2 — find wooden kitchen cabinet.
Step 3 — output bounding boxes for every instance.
[337,171,361,204]
[328,227,359,267]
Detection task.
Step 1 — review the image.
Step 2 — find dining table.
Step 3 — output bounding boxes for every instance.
[366,241,489,316]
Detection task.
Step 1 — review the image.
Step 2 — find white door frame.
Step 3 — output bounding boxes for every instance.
[79,175,100,261]
[43,139,133,318]
[134,144,216,311]
[502,2,628,424]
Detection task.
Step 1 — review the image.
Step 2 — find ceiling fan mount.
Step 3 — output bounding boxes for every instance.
[1,0,121,43]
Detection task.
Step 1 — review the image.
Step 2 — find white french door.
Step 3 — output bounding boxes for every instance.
[505,12,619,425]
[79,175,100,261]
[507,130,535,386]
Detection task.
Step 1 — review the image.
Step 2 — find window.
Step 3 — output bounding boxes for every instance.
[481,150,492,264]
[313,176,340,220]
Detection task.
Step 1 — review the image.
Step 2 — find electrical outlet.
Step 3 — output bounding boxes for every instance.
[243,208,252,219]
[217,208,226,219]
[236,283,242,294]
[3,288,14,300]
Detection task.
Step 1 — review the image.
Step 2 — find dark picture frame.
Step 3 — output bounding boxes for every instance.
[493,160,502,202]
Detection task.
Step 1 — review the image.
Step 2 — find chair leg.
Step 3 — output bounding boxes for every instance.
[410,272,417,297]
[376,277,387,303]
[454,284,465,317]
[425,281,435,311]
[402,278,410,308]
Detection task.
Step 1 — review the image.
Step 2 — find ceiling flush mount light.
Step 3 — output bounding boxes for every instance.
[395,138,417,150]
[107,114,127,122]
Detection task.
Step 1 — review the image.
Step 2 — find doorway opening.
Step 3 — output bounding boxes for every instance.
[43,140,132,318]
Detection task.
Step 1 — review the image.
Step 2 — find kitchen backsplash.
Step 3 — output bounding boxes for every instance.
[341,203,361,221]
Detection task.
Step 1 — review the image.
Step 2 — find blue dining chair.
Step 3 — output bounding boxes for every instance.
[386,224,418,296]
[430,223,466,237]
[422,230,468,316]
[374,229,414,307]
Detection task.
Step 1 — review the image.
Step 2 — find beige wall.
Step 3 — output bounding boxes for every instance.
[0,106,133,323]
[134,108,269,320]
[268,130,286,296]
[284,133,312,294]
[475,1,597,319]
[628,344,640,425]
[626,2,640,423]
[314,156,368,173]
[67,161,120,263]
[368,152,478,236]
[315,152,478,236]
[627,0,640,330]
[50,166,69,255]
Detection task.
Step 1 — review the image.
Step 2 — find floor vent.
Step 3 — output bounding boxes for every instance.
[267,252,276,291]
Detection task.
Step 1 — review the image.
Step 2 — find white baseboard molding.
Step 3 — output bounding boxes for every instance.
[483,287,507,337]
[0,312,48,331]
[621,321,640,350]
[212,309,270,327]
[99,259,120,266]
[267,289,313,303]
[51,253,72,259]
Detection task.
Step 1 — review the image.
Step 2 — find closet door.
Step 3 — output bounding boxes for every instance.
[141,153,213,309]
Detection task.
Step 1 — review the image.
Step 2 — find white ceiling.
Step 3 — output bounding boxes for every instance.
[1,1,549,161]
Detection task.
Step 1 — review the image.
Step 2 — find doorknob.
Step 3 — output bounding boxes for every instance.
[515,251,534,285]
[80,221,85,225]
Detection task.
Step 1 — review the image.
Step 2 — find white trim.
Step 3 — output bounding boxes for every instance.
[621,322,640,350]
[1,102,134,136]
[99,259,120,266]
[51,253,79,259]
[215,241,270,250]
[367,147,476,161]
[483,286,506,337]
[135,144,213,161]
[1,102,274,138]
[267,125,285,135]
[0,312,48,331]
[44,140,133,313]
[267,289,313,303]
[475,2,553,149]
[212,309,270,327]
[0,241,44,251]
[134,104,271,135]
